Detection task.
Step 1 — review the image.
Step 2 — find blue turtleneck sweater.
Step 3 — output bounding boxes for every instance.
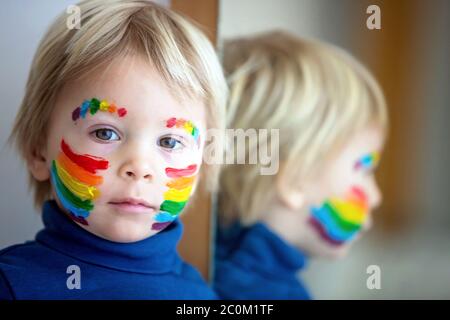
[213,222,311,300]
[0,201,216,300]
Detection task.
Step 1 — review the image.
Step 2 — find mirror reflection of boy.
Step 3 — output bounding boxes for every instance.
[0,0,227,300]
[214,31,388,299]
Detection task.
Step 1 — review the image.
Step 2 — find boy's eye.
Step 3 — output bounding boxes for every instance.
[159,137,184,150]
[93,128,120,141]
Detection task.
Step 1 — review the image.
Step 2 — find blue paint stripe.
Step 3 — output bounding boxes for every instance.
[192,127,199,142]
[154,211,176,223]
[80,100,90,118]
[311,206,358,242]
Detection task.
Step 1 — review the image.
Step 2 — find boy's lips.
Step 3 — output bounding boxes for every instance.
[108,197,157,213]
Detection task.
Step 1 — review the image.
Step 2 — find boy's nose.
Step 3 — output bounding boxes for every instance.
[119,160,154,182]
[369,181,382,210]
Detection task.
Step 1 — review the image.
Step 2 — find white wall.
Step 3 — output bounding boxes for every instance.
[0,0,169,248]
[0,0,76,248]
[219,0,362,49]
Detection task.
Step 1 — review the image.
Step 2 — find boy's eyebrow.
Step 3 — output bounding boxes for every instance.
[72,98,127,122]
[165,117,200,143]
[354,152,380,170]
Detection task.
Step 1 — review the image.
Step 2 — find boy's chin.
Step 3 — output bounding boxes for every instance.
[305,240,354,260]
[318,244,352,260]
[82,220,158,243]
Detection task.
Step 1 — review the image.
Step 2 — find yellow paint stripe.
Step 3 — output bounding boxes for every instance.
[329,198,366,224]
[99,100,110,111]
[55,160,99,201]
[163,186,192,202]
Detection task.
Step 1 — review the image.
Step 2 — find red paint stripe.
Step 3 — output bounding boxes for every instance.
[117,108,127,117]
[350,186,368,204]
[165,164,197,178]
[166,117,177,128]
[61,139,108,174]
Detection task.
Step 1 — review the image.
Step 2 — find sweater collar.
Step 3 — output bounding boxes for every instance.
[35,200,183,274]
[225,222,308,277]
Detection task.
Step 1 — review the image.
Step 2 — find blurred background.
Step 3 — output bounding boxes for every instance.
[218,0,450,299]
[1,0,449,299]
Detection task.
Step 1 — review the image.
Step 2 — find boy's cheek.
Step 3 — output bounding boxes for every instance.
[84,141,119,157]
[159,147,203,169]
[150,162,199,231]
[66,133,119,158]
[49,137,109,223]
[307,185,370,247]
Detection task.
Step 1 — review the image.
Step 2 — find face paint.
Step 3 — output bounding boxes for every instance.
[151,164,197,231]
[72,98,127,122]
[309,186,369,246]
[51,139,109,225]
[166,117,200,144]
[354,152,380,171]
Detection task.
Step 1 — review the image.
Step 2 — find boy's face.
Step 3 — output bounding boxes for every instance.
[278,125,384,259]
[39,55,206,242]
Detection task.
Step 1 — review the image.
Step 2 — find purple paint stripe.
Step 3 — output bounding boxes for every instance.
[151,221,172,231]
[68,213,89,226]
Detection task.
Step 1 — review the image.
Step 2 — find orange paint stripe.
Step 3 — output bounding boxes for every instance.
[57,153,103,186]
[166,176,195,190]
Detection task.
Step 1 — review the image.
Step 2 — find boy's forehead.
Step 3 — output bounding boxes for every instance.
[77,55,200,101]
[57,57,206,129]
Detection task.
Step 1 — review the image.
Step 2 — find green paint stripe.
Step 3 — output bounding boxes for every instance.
[325,202,361,231]
[90,98,100,114]
[160,200,187,216]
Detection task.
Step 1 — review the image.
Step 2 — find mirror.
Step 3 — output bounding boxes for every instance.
[214,0,450,299]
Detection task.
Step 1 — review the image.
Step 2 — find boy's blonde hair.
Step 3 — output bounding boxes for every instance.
[220,31,388,225]
[10,0,227,207]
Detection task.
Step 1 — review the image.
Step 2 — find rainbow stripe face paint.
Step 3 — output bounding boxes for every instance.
[354,152,380,171]
[166,117,200,144]
[51,139,109,225]
[72,98,127,122]
[152,164,197,231]
[309,186,369,246]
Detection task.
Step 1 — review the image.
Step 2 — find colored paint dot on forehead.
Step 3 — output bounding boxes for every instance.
[355,152,380,170]
[117,108,127,117]
[166,117,200,143]
[71,98,127,121]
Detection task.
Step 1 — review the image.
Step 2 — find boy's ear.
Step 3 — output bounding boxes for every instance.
[28,148,50,181]
[275,167,305,210]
